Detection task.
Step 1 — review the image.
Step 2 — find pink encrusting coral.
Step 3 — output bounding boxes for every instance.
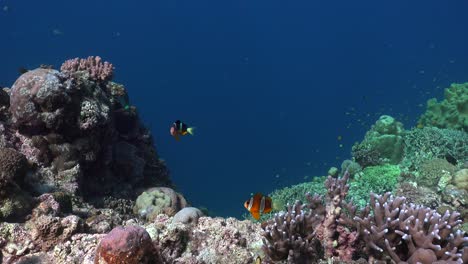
[60,56,114,82]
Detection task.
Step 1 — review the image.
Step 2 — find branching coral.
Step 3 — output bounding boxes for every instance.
[402,127,468,171]
[354,193,468,263]
[60,56,114,82]
[262,171,363,263]
[262,170,468,263]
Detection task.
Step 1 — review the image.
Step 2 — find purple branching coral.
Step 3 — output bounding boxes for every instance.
[60,56,114,82]
[261,170,468,263]
[262,171,364,263]
[354,193,468,264]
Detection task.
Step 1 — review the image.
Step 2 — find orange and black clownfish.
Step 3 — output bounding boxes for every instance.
[170,120,195,141]
[244,193,272,220]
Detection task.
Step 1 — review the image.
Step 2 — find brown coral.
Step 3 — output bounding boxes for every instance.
[0,148,27,191]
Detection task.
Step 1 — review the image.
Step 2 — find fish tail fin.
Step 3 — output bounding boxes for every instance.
[187,127,196,135]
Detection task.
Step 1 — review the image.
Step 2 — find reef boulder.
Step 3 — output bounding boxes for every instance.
[133,187,187,221]
[94,225,159,264]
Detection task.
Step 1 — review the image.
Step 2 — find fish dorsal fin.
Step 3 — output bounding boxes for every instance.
[253,193,263,199]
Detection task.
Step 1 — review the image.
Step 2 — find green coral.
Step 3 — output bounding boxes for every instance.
[418,158,456,190]
[418,82,468,132]
[352,115,405,167]
[341,159,362,178]
[401,127,468,171]
[348,164,400,208]
[243,176,327,222]
[133,189,171,222]
[0,188,33,221]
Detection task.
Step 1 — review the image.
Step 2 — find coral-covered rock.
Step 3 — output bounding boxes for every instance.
[173,207,204,225]
[9,68,73,134]
[26,194,83,251]
[395,182,440,208]
[352,115,405,167]
[94,225,158,264]
[0,147,27,191]
[442,185,468,210]
[133,187,187,221]
[85,208,125,234]
[54,233,106,264]
[418,158,456,189]
[4,59,171,200]
[148,215,264,264]
[454,169,468,191]
[0,188,33,221]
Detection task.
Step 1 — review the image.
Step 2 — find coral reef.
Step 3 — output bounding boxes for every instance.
[261,170,467,263]
[418,82,468,132]
[2,57,171,211]
[1,57,467,264]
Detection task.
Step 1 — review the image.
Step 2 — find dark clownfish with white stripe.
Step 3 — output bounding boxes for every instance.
[170,120,195,141]
[244,193,272,220]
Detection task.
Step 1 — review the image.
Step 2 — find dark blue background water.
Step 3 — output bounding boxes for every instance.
[1,0,468,217]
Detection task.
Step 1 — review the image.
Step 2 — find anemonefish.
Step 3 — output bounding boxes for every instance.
[170,120,195,141]
[244,193,272,220]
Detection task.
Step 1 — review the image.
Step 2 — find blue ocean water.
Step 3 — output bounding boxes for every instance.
[1,0,468,218]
